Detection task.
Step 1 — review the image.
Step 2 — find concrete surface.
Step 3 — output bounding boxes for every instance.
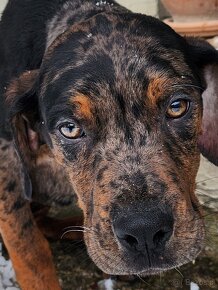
[118,0,159,16]
[0,1,159,16]
[0,0,7,14]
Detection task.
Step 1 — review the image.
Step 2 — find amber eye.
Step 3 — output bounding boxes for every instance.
[59,123,85,139]
[166,99,189,118]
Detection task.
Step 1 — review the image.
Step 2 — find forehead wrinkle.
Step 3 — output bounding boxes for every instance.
[70,94,92,119]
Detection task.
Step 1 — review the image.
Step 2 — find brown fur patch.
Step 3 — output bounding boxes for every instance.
[5,70,39,105]
[147,77,169,105]
[0,141,61,290]
[70,94,92,119]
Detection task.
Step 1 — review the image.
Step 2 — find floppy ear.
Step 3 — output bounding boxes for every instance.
[6,70,41,199]
[186,38,218,166]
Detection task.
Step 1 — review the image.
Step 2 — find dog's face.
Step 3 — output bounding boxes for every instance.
[8,13,218,275]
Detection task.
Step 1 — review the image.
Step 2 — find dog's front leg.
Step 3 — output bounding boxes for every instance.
[0,142,61,290]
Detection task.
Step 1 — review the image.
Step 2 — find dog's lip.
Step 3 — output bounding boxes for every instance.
[94,248,203,276]
[96,257,193,276]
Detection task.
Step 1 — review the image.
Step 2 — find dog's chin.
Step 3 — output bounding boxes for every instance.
[84,231,205,276]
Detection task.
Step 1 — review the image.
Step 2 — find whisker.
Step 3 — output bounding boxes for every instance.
[174,267,184,278]
[62,225,93,231]
[136,274,152,287]
[61,229,85,239]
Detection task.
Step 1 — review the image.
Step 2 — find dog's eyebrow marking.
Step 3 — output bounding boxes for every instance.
[147,78,203,105]
[147,77,169,105]
[70,94,92,119]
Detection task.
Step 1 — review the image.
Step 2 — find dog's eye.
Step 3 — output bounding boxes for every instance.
[166,99,189,118]
[59,123,85,139]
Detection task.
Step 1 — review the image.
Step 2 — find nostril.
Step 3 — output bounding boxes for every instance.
[153,228,172,248]
[119,234,139,250]
[153,230,166,245]
[124,234,138,247]
[112,206,174,254]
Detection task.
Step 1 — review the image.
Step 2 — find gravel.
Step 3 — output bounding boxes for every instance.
[0,243,20,290]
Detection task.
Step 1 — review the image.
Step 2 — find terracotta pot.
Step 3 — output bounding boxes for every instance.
[161,0,218,37]
[161,0,218,22]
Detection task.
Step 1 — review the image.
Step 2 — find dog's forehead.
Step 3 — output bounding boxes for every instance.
[42,12,191,74]
[40,12,196,118]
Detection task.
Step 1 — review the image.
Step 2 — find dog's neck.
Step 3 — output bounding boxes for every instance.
[46,0,127,50]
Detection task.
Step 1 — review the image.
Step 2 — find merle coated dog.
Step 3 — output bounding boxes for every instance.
[0,0,217,289]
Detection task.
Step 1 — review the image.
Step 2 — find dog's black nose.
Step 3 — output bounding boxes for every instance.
[113,206,173,254]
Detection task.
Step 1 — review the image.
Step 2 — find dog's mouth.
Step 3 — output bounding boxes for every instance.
[84,208,205,275]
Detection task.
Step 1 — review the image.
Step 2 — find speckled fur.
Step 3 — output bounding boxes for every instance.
[0,0,218,289]
[0,139,60,290]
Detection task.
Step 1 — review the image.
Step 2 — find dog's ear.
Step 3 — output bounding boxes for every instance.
[186,38,218,166]
[6,70,41,199]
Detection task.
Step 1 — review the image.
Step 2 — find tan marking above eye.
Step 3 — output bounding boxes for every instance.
[166,99,189,118]
[147,77,169,105]
[70,94,92,119]
[59,123,84,139]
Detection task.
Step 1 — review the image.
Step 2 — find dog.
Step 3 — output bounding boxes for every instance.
[0,0,217,289]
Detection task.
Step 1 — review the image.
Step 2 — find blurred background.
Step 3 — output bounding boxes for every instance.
[0,0,162,17]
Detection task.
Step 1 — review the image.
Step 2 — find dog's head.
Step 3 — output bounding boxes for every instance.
[7,12,218,275]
